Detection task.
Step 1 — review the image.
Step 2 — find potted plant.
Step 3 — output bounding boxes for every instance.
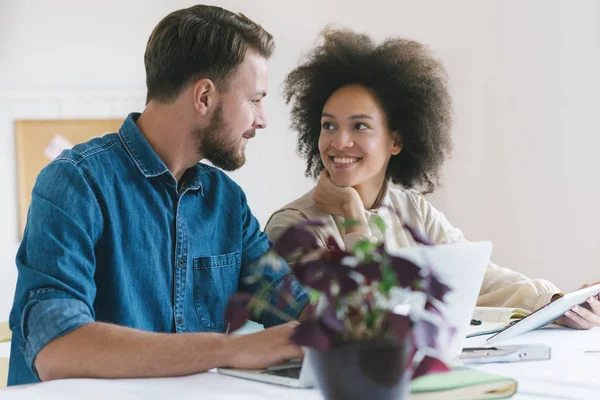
[225,217,453,400]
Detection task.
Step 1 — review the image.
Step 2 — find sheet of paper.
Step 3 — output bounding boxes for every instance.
[43,135,74,161]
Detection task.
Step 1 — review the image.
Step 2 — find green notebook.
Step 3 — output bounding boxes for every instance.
[410,367,517,400]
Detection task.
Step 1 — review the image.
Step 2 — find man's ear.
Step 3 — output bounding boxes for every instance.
[193,78,216,116]
[391,131,403,155]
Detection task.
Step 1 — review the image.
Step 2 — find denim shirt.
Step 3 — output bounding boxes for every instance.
[8,113,308,386]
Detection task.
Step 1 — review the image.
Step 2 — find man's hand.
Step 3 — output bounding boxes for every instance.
[226,321,303,369]
[556,282,600,330]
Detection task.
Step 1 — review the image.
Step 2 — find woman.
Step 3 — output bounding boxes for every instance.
[266,28,600,329]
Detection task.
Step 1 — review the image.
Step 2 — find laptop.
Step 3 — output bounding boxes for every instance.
[217,241,493,388]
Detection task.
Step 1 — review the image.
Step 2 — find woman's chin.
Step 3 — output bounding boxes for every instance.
[329,175,358,188]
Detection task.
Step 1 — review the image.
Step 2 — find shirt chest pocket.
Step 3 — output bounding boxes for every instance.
[193,252,241,331]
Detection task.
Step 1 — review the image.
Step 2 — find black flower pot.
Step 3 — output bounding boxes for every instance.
[310,339,409,400]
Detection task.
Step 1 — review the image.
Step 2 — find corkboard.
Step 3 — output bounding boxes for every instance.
[14,119,124,238]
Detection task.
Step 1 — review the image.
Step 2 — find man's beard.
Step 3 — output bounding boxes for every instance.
[196,105,251,171]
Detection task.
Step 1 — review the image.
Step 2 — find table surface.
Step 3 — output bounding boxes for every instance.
[2,326,599,400]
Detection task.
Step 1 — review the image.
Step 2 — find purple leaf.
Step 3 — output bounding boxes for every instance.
[276,276,293,309]
[355,262,383,281]
[292,259,329,289]
[385,312,412,341]
[319,305,345,333]
[405,343,418,369]
[300,301,317,320]
[293,259,358,295]
[325,236,347,260]
[412,356,450,380]
[273,226,319,257]
[424,301,442,316]
[224,293,253,333]
[427,274,452,301]
[389,255,422,287]
[402,224,434,246]
[291,320,334,351]
[337,274,360,295]
[413,319,439,349]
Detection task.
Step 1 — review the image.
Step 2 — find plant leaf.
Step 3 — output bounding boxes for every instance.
[424,301,442,316]
[389,255,422,288]
[340,218,360,230]
[325,236,347,260]
[427,273,452,301]
[293,259,358,295]
[413,319,439,349]
[352,240,379,260]
[379,264,398,295]
[371,215,387,234]
[276,275,293,309]
[402,223,434,246]
[291,320,334,351]
[224,292,253,333]
[384,312,412,342]
[319,304,345,333]
[354,262,382,281]
[412,356,450,380]
[273,225,319,257]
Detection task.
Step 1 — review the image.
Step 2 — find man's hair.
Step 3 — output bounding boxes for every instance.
[284,28,453,193]
[144,5,275,104]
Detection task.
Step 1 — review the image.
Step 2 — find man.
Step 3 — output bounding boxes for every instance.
[8,5,307,385]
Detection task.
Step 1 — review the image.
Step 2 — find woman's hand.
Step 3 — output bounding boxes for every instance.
[312,170,368,234]
[556,282,600,329]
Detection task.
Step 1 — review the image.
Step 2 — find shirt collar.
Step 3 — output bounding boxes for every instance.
[118,112,203,191]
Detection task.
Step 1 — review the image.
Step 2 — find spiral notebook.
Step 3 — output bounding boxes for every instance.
[467,307,530,338]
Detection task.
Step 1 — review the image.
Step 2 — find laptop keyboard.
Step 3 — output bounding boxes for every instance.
[265,366,302,379]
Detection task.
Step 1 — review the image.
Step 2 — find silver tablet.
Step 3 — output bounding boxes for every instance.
[487,283,600,344]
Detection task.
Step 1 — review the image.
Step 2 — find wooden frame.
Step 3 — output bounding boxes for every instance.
[14,119,124,238]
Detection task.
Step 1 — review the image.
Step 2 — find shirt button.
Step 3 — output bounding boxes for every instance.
[177,316,183,325]
[177,259,185,267]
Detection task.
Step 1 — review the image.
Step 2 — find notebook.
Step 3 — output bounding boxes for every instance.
[411,367,517,399]
[467,307,530,338]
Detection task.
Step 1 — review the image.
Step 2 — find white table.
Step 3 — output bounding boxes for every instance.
[2,327,599,400]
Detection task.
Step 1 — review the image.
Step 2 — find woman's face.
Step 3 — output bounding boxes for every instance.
[318,84,401,188]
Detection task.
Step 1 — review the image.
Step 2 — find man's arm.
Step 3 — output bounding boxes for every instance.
[236,188,309,327]
[35,321,302,381]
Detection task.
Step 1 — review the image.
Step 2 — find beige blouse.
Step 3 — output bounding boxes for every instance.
[265,186,561,312]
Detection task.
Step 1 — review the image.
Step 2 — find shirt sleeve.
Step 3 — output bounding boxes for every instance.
[237,191,308,327]
[10,159,103,376]
[414,193,561,312]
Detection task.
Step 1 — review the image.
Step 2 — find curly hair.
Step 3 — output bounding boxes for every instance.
[283,28,453,193]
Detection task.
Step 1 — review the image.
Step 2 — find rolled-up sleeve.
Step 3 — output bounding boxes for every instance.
[10,158,103,377]
[21,292,94,370]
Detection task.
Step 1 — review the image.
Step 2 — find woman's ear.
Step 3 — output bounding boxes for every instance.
[391,131,402,155]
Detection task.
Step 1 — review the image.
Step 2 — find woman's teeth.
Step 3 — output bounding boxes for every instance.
[332,157,360,164]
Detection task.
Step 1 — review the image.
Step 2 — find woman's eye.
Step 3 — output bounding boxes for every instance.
[321,121,335,130]
[355,122,370,130]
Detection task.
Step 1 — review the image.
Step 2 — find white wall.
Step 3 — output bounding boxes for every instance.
[0,0,598,325]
